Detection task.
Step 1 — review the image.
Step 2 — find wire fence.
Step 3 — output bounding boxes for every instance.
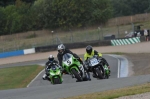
[0,13,150,53]
[0,24,136,53]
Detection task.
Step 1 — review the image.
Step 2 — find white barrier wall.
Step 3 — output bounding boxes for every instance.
[24,48,35,55]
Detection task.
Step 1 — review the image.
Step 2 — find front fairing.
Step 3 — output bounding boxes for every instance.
[88,57,100,67]
[49,65,63,84]
[49,65,61,77]
[62,53,80,73]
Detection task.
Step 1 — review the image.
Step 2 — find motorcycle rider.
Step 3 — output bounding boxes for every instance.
[42,55,61,80]
[57,44,91,81]
[84,45,111,77]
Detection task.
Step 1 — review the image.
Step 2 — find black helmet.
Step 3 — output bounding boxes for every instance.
[57,44,65,54]
[48,55,54,61]
[86,45,93,55]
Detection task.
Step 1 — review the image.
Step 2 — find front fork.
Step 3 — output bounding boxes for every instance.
[79,65,85,74]
[79,65,90,79]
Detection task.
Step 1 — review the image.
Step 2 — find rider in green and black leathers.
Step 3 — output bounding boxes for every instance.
[57,44,91,80]
[84,45,111,77]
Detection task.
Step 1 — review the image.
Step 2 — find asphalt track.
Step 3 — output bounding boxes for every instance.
[27,55,118,87]
[1,55,150,99]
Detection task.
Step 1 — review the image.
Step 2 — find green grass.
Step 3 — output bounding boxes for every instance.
[63,83,150,99]
[0,65,44,90]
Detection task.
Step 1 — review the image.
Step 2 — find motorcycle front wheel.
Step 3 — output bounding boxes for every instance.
[52,77,62,84]
[71,68,83,81]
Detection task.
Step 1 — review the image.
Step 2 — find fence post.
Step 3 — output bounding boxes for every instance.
[69,29,73,43]
[98,27,100,41]
[53,31,63,44]
[51,31,54,44]
[115,18,120,38]
[117,25,120,38]
[100,27,103,40]
[132,23,134,34]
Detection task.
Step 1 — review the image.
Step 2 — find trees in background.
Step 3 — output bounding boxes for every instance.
[34,0,93,29]
[0,1,38,35]
[0,0,113,35]
[0,7,6,35]
[91,0,113,24]
[1,0,150,35]
[0,0,15,7]
[111,0,150,17]
[0,0,35,7]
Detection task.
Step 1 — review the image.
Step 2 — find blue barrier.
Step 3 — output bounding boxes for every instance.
[0,50,24,58]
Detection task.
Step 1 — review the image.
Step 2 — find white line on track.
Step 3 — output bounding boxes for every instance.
[27,69,44,87]
[107,54,128,78]
[107,54,121,78]
[118,59,121,78]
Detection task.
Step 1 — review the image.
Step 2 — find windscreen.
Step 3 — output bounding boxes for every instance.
[62,53,72,61]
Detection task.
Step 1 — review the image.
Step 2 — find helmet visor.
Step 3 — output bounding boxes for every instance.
[87,49,92,55]
[58,49,64,54]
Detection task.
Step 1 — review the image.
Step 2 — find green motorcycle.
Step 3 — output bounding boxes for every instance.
[62,53,90,82]
[48,64,63,84]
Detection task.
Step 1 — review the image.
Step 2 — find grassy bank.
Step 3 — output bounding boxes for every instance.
[64,83,150,99]
[0,65,44,90]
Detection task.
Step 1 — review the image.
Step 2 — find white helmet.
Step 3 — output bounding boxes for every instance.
[48,55,54,61]
[57,44,65,54]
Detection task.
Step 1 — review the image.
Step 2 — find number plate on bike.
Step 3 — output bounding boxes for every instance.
[90,58,99,66]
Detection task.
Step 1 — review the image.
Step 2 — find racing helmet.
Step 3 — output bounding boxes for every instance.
[48,55,54,61]
[86,45,93,55]
[57,44,65,54]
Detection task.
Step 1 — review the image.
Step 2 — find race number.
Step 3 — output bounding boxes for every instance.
[90,58,99,66]
[67,60,71,65]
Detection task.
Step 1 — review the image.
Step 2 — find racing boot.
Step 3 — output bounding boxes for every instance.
[42,73,50,80]
[87,72,91,81]
[76,79,82,82]
[42,74,47,80]
[71,74,75,78]
[92,72,97,78]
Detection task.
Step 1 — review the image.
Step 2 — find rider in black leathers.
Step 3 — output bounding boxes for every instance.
[57,44,91,81]
[57,44,82,66]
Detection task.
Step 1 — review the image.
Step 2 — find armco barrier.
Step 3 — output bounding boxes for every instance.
[0,50,24,58]
[24,48,35,55]
[111,37,141,46]
[0,40,111,58]
[0,48,35,58]
[0,37,146,58]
